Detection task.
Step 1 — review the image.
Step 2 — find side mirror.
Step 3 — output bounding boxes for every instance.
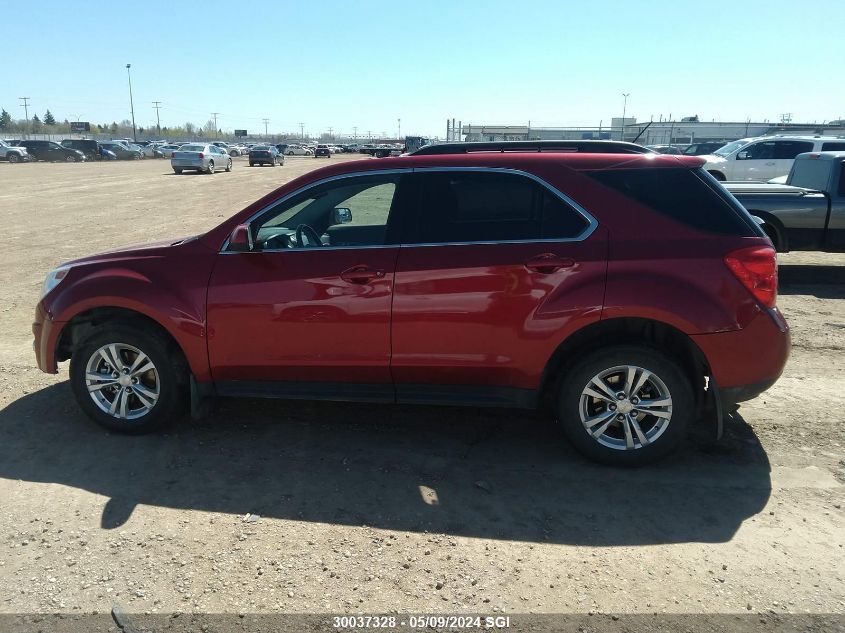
[736,151,749,160]
[332,207,353,224]
[228,224,254,252]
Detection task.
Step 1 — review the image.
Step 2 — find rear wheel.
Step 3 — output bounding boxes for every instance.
[249,161,255,167]
[173,168,183,174]
[287,151,294,156]
[557,345,693,466]
[207,160,215,174]
[708,170,726,181]
[69,325,187,434]
[225,158,232,172]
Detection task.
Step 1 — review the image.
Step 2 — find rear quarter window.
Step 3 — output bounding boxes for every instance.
[587,167,760,235]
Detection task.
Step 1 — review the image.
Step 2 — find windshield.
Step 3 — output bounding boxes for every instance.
[713,140,747,157]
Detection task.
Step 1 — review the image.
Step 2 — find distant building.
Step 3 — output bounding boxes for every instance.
[461,120,845,145]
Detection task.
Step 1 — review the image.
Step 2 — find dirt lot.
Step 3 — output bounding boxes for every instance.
[0,157,843,623]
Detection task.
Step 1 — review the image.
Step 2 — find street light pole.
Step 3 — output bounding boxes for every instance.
[398,118,401,139]
[621,93,630,142]
[126,64,137,142]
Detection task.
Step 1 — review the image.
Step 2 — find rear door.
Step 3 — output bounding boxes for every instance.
[391,169,607,406]
[772,140,814,180]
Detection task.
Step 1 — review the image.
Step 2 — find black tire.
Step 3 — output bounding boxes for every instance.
[69,324,188,434]
[132,153,141,160]
[249,162,255,167]
[173,168,183,174]
[557,345,693,466]
[65,154,77,163]
[8,153,20,163]
[287,151,294,156]
[207,160,215,174]
[225,158,232,172]
[708,170,726,181]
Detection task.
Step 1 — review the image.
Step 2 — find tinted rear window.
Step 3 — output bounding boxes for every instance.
[821,142,845,151]
[587,167,758,235]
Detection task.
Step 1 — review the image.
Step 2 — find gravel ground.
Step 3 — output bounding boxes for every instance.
[0,157,843,625]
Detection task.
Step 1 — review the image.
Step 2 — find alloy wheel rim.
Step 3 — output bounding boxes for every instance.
[85,343,160,420]
[578,364,672,451]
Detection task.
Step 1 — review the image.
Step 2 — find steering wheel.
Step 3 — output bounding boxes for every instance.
[295,224,323,248]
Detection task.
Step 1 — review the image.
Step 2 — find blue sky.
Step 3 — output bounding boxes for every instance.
[3,0,844,137]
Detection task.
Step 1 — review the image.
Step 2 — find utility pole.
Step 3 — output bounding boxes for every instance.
[262,118,269,137]
[152,101,162,135]
[397,118,401,139]
[353,126,358,140]
[19,97,30,129]
[211,112,219,139]
[299,122,305,140]
[621,93,630,141]
[126,64,137,142]
[328,126,333,140]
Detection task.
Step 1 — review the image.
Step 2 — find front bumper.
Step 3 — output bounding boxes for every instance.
[32,302,61,374]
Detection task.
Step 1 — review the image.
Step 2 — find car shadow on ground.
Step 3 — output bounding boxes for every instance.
[0,383,771,545]
[779,263,845,299]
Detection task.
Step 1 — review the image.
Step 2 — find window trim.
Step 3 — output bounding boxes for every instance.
[220,167,598,253]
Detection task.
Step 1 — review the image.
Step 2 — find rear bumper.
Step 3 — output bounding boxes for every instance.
[691,308,790,402]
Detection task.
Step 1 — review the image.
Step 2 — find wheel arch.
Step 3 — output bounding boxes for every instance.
[746,209,788,252]
[56,306,194,379]
[539,317,712,412]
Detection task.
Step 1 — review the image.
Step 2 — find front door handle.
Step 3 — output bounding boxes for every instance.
[765,161,776,166]
[341,265,385,284]
[525,253,575,273]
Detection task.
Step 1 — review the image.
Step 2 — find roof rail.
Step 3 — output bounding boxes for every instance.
[409,140,653,156]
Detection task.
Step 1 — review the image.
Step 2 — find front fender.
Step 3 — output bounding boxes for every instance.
[44,254,214,381]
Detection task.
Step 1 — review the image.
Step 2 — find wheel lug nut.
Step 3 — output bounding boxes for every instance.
[112,372,119,379]
[616,414,625,421]
[132,377,138,384]
[124,386,132,393]
[609,404,617,411]
[631,397,639,404]
[616,393,626,400]
[630,410,638,416]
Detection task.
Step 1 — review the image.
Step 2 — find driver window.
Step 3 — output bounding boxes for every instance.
[252,174,401,250]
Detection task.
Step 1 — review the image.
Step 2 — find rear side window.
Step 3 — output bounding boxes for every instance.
[774,141,813,159]
[412,171,588,244]
[821,142,845,151]
[587,168,759,235]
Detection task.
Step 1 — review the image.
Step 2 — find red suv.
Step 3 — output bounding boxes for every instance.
[33,145,789,465]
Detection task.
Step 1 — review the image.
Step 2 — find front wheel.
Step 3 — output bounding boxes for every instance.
[69,325,187,434]
[225,158,232,172]
[8,153,20,163]
[558,345,693,466]
[65,155,77,163]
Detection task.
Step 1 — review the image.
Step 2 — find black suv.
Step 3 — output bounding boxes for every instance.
[61,139,101,161]
[15,140,85,162]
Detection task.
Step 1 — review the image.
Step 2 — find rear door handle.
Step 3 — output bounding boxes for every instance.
[525,253,575,273]
[341,265,385,284]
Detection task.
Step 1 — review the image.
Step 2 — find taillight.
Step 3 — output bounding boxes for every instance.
[198,152,204,159]
[724,245,778,308]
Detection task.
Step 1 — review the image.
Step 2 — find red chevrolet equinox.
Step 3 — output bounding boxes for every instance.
[33,144,789,465]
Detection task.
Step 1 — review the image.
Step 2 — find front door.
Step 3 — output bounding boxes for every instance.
[206,172,409,400]
[391,169,607,406]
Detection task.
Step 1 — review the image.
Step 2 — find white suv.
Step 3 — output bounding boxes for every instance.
[702,135,845,181]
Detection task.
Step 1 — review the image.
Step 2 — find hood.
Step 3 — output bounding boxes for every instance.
[61,236,200,267]
[701,154,727,165]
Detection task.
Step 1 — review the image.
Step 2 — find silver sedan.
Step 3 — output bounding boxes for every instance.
[171,143,232,174]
